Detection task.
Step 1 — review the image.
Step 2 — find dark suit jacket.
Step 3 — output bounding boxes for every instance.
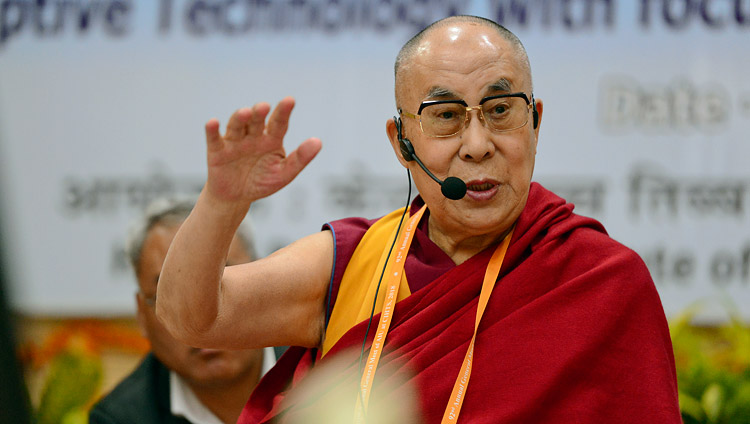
[89,353,192,424]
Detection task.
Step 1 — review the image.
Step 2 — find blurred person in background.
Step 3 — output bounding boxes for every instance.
[89,199,276,424]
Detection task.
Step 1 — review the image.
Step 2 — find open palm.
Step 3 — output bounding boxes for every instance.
[204,97,322,205]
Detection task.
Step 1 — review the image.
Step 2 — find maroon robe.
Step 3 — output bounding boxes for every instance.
[239,183,681,423]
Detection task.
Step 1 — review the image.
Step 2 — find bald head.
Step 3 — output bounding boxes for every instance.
[394,16,532,107]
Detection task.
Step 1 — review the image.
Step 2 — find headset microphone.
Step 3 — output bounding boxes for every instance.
[395,117,467,200]
[411,154,467,200]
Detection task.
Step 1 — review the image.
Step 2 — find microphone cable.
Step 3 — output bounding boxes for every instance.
[356,168,413,420]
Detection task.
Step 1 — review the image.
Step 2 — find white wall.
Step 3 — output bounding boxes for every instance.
[1,0,748,320]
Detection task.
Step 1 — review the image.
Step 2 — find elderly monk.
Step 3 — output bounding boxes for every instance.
[157,15,681,424]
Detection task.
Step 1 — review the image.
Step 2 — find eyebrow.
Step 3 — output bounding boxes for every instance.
[486,78,512,94]
[425,86,460,99]
[424,78,514,102]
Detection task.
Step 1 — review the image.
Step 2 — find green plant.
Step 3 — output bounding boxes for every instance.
[670,304,750,424]
[35,349,101,424]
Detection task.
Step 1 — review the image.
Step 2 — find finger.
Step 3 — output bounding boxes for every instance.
[246,102,271,140]
[225,108,253,141]
[205,118,223,152]
[266,97,295,141]
[279,137,322,182]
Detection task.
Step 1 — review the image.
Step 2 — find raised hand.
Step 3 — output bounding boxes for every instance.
[203,97,322,206]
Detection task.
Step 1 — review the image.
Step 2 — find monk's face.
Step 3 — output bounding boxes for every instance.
[136,224,263,389]
[389,22,542,242]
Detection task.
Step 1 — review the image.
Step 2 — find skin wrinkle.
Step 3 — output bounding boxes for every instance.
[387,18,542,265]
[424,79,511,103]
[401,46,521,112]
[488,78,512,93]
[395,17,532,109]
[425,86,458,100]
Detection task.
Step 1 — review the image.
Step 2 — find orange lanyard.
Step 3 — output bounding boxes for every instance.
[355,206,426,422]
[441,229,512,423]
[354,205,512,424]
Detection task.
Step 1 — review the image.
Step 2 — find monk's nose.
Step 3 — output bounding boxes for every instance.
[459,112,494,161]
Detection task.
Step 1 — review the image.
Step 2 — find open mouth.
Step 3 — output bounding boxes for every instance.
[466,182,495,191]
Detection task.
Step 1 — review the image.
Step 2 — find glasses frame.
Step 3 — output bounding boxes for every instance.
[399,92,533,138]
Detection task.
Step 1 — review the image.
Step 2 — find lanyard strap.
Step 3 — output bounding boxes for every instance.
[354,206,512,424]
[355,206,426,421]
[441,229,512,424]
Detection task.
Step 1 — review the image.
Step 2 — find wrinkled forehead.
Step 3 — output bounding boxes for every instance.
[397,24,529,105]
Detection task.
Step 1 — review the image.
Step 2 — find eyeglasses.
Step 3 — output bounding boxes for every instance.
[399,92,533,138]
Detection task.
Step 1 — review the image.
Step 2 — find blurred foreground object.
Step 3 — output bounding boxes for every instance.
[0,209,32,423]
[279,348,418,424]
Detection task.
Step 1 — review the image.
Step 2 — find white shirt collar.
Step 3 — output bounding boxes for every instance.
[260,346,276,376]
[170,347,277,423]
[170,370,224,424]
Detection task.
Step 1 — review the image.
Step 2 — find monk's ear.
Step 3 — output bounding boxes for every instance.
[532,98,543,151]
[386,118,409,168]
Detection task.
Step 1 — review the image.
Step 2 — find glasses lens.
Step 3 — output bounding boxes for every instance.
[420,102,466,136]
[482,97,528,132]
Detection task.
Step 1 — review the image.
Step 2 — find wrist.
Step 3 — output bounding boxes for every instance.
[197,187,253,229]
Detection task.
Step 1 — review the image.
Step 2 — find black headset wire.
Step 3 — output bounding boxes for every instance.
[356,168,413,420]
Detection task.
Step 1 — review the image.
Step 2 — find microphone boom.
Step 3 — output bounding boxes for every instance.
[411,153,467,200]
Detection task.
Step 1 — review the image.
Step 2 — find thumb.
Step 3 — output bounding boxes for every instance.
[282,138,322,180]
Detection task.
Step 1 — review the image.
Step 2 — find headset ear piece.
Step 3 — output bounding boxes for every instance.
[533,108,539,129]
[400,138,415,162]
[394,116,415,162]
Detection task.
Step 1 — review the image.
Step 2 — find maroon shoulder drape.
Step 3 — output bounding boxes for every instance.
[239,183,681,423]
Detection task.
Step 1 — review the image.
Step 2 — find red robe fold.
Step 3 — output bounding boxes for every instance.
[239,183,681,423]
